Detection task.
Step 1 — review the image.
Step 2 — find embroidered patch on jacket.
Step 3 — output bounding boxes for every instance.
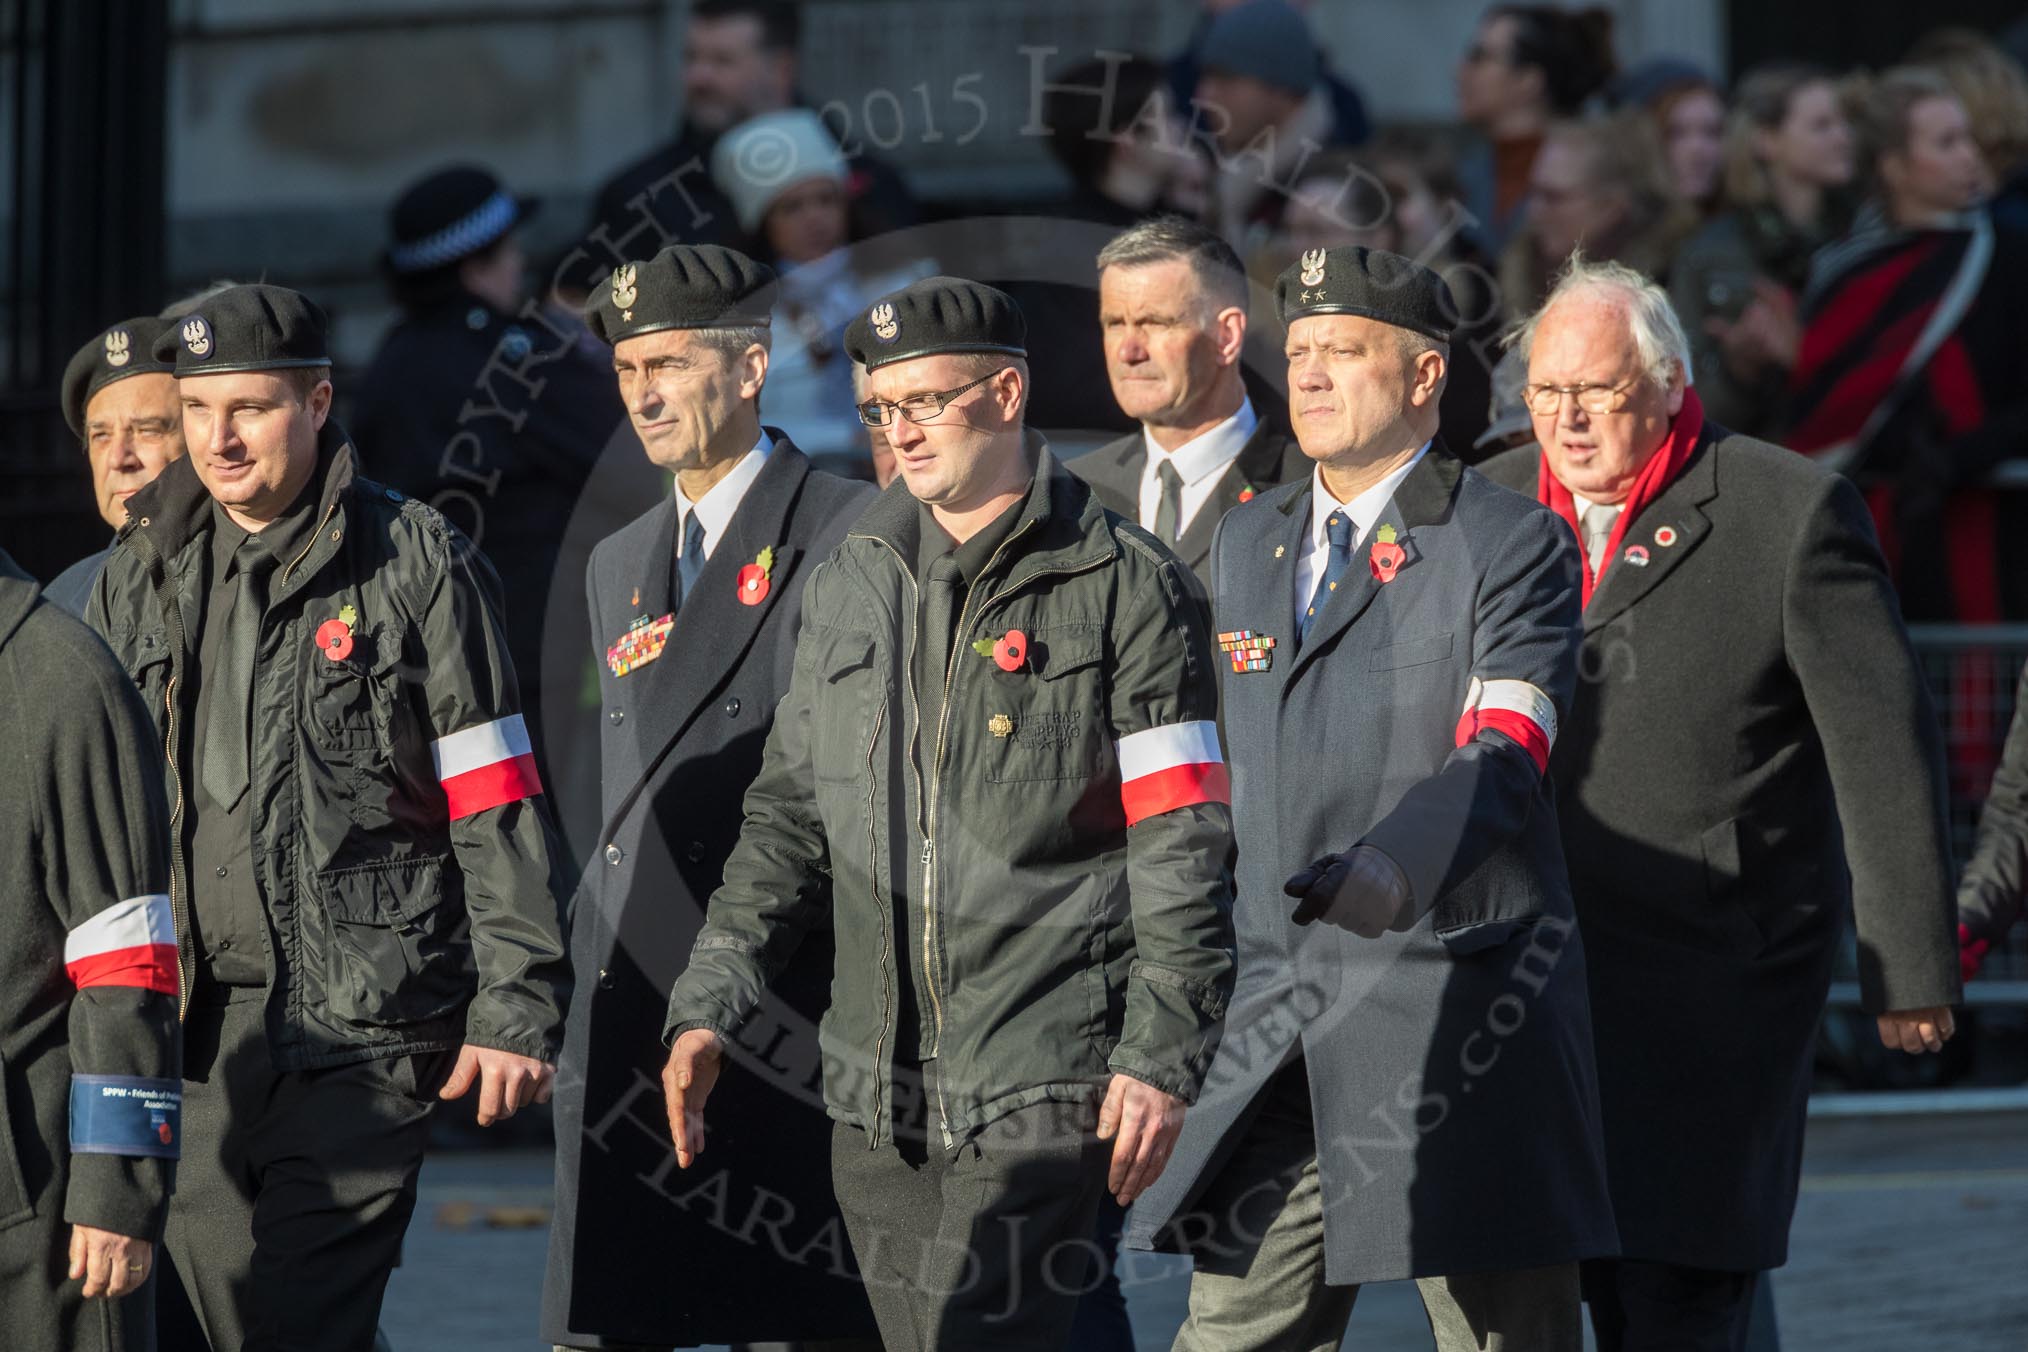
[1011,710,1081,751]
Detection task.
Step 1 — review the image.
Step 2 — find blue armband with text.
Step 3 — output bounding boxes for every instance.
[69,1075,181,1159]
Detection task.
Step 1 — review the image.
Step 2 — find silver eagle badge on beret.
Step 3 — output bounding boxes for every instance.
[611,264,639,321]
[870,302,899,342]
[1299,248,1327,288]
[182,318,212,358]
[104,329,131,368]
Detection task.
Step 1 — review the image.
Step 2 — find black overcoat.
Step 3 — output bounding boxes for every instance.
[1481,426,1960,1270]
[541,437,876,1346]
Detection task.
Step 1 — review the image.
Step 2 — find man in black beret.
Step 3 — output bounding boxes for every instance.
[45,316,185,616]
[1126,245,1615,1350]
[82,282,572,1352]
[659,273,1236,1350]
[542,243,880,1349]
[351,164,622,817]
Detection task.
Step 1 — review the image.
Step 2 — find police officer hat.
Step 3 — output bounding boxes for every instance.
[1275,245,1457,342]
[583,244,777,346]
[842,275,1027,373]
[151,283,331,378]
[61,316,178,439]
[385,165,538,275]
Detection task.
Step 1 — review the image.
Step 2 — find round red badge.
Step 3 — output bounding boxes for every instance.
[993,629,1028,672]
[315,619,354,661]
[736,563,770,605]
[1655,525,1678,547]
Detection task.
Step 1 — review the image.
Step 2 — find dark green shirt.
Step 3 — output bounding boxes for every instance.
[186,479,324,988]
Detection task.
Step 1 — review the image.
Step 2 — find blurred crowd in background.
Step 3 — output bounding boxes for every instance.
[330,1,2028,633]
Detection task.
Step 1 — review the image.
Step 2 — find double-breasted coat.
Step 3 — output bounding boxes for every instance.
[1126,444,1618,1284]
[1481,425,1960,1271]
[541,436,876,1347]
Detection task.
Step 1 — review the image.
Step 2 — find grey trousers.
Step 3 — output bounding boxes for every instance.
[1173,1063,1581,1352]
[163,993,443,1352]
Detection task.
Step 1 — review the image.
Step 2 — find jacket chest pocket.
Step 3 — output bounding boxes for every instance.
[307,622,414,762]
[984,625,1106,783]
[805,628,884,785]
[311,854,469,1028]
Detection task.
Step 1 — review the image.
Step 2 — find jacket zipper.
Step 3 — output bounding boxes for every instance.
[132,530,196,1021]
[856,535,917,1147]
[161,675,190,1020]
[862,699,890,1144]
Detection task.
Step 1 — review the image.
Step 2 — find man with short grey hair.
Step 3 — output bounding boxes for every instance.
[1480,256,1961,1352]
[1076,215,1306,604]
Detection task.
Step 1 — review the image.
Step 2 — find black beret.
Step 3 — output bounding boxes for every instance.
[151,283,330,377]
[583,244,776,345]
[386,164,538,275]
[61,316,178,439]
[1275,245,1457,342]
[843,275,1027,372]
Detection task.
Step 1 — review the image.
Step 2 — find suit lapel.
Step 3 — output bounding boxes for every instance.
[1174,417,1293,575]
[1286,445,1462,684]
[1583,433,1719,631]
[632,439,811,761]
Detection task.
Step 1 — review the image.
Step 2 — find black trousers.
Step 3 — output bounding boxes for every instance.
[828,1077,1112,1352]
[1583,1257,1760,1352]
[163,993,443,1352]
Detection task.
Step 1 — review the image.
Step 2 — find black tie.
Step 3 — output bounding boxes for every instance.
[202,536,271,811]
[1153,460,1184,545]
[676,511,706,609]
[1298,511,1355,641]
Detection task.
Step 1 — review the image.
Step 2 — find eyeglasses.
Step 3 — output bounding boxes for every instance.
[1521,378,1640,417]
[856,369,1007,427]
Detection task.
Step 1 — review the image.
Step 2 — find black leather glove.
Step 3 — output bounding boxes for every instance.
[1284,844,1415,937]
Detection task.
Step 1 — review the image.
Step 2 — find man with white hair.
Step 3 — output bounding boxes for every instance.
[1481,257,1961,1352]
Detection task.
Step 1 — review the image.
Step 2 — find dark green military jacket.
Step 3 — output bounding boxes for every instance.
[0,551,178,1248]
[667,440,1236,1149]
[87,423,569,1071]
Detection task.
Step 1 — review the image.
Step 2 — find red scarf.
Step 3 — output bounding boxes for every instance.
[1536,388,1705,606]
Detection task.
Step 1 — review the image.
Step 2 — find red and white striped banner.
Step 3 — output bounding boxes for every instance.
[1455,677,1557,773]
[432,714,544,821]
[66,893,178,995]
[1117,720,1229,825]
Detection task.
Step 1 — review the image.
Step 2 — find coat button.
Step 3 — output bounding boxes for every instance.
[609,709,624,726]
[597,968,616,991]
[686,840,705,863]
[215,865,228,878]
[605,843,624,866]
[723,697,740,717]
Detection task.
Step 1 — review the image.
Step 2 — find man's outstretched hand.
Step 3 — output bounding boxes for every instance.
[664,1028,726,1168]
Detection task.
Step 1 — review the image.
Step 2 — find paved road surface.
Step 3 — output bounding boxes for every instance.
[382,1109,2028,1350]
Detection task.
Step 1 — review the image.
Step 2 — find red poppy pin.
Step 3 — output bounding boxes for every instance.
[1237,483,1257,503]
[736,546,775,606]
[1369,523,1406,583]
[972,628,1029,672]
[315,604,357,662]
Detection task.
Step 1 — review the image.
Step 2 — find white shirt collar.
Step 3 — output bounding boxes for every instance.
[1309,440,1430,551]
[676,432,772,558]
[1142,396,1257,488]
